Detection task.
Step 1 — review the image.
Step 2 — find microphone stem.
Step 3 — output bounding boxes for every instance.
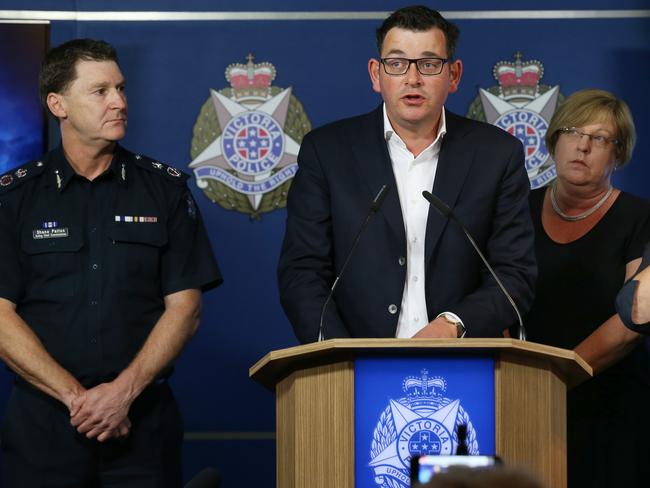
[318,213,374,341]
[457,221,526,341]
[318,184,389,341]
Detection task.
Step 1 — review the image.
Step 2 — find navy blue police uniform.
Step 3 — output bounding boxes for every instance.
[0,144,222,487]
[617,242,650,332]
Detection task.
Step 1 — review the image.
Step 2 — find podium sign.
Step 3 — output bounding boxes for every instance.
[250,339,592,488]
[355,355,495,488]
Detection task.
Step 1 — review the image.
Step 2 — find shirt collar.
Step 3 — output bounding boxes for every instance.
[382,104,447,151]
[49,144,126,192]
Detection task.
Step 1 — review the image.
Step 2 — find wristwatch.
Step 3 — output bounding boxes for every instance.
[438,312,466,338]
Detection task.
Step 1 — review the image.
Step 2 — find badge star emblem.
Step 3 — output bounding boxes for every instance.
[369,398,460,470]
[479,85,559,124]
[189,88,300,210]
[478,86,560,188]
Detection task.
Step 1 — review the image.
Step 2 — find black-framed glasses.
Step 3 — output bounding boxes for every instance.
[380,57,448,76]
[558,127,619,148]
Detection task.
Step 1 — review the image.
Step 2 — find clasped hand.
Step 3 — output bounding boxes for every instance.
[69,381,133,442]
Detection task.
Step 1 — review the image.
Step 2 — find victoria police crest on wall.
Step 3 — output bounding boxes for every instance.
[467,52,564,189]
[368,370,479,488]
[189,54,312,219]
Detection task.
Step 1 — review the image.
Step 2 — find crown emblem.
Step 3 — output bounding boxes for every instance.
[225,53,276,100]
[403,369,447,398]
[493,51,544,102]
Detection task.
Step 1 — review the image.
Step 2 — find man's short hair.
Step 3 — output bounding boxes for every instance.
[39,38,119,110]
[376,5,460,59]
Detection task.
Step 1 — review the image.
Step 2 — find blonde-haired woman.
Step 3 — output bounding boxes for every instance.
[525,89,650,487]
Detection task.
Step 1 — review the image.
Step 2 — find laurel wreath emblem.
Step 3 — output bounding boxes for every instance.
[190,86,311,219]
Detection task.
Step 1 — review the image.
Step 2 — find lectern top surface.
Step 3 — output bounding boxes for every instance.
[249,338,592,390]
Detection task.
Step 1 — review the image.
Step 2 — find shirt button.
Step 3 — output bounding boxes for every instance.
[91,263,99,270]
[388,304,398,314]
[398,256,406,266]
[90,338,97,344]
[90,227,96,233]
[413,276,419,282]
[90,300,98,306]
[414,316,419,322]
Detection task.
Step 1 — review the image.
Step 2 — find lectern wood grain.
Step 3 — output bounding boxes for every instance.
[495,352,567,488]
[277,360,354,488]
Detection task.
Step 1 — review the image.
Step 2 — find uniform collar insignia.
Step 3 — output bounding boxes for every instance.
[51,145,74,192]
[50,144,127,191]
[112,145,128,185]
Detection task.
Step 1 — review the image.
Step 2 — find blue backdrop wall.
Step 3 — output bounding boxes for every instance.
[0,1,649,486]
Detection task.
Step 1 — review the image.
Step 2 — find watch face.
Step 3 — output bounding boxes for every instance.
[456,323,465,338]
[438,313,464,337]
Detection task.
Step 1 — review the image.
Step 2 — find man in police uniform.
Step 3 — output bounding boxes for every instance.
[0,39,222,486]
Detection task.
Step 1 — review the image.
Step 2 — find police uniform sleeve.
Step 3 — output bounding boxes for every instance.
[160,187,222,296]
[617,241,650,333]
[0,197,23,303]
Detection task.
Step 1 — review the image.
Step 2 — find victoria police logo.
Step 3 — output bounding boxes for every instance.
[221,112,284,174]
[189,54,312,219]
[467,52,564,189]
[369,370,479,488]
[494,109,549,174]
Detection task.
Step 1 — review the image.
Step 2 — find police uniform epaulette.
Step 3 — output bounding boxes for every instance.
[0,159,47,195]
[127,152,189,185]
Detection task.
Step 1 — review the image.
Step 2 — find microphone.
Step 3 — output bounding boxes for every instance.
[422,190,526,341]
[456,424,469,455]
[318,184,390,341]
[184,467,221,488]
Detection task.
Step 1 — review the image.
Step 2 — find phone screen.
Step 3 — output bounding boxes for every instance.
[410,454,500,484]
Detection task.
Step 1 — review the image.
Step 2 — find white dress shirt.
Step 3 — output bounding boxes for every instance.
[383,105,457,338]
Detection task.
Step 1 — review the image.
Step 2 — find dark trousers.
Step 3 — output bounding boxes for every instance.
[1,381,183,488]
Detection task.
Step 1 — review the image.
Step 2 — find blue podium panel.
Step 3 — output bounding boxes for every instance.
[354,355,495,488]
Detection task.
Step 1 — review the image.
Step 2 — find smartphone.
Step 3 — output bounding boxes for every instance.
[410,454,501,484]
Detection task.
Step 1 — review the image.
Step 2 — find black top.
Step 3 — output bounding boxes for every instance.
[526,188,650,487]
[526,189,650,349]
[0,145,222,387]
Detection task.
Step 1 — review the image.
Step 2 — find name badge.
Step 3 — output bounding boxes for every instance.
[33,228,69,239]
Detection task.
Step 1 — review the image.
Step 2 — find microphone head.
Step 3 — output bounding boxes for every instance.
[422,190,452,217]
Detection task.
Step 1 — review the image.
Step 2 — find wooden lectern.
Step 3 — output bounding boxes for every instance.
[250,339,591,488]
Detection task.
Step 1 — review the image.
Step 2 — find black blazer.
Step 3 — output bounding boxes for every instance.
[278,106,536,343]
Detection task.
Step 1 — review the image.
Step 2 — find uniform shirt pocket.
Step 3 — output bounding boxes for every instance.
[106,222,168,283]
[20,225,83,299]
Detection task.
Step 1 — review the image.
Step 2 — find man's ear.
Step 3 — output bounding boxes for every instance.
[447,59,463,94]
[46,93,67,119]
[368,58,382,94]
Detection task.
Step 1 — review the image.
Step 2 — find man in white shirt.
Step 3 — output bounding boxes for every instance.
[278,5,536,342]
